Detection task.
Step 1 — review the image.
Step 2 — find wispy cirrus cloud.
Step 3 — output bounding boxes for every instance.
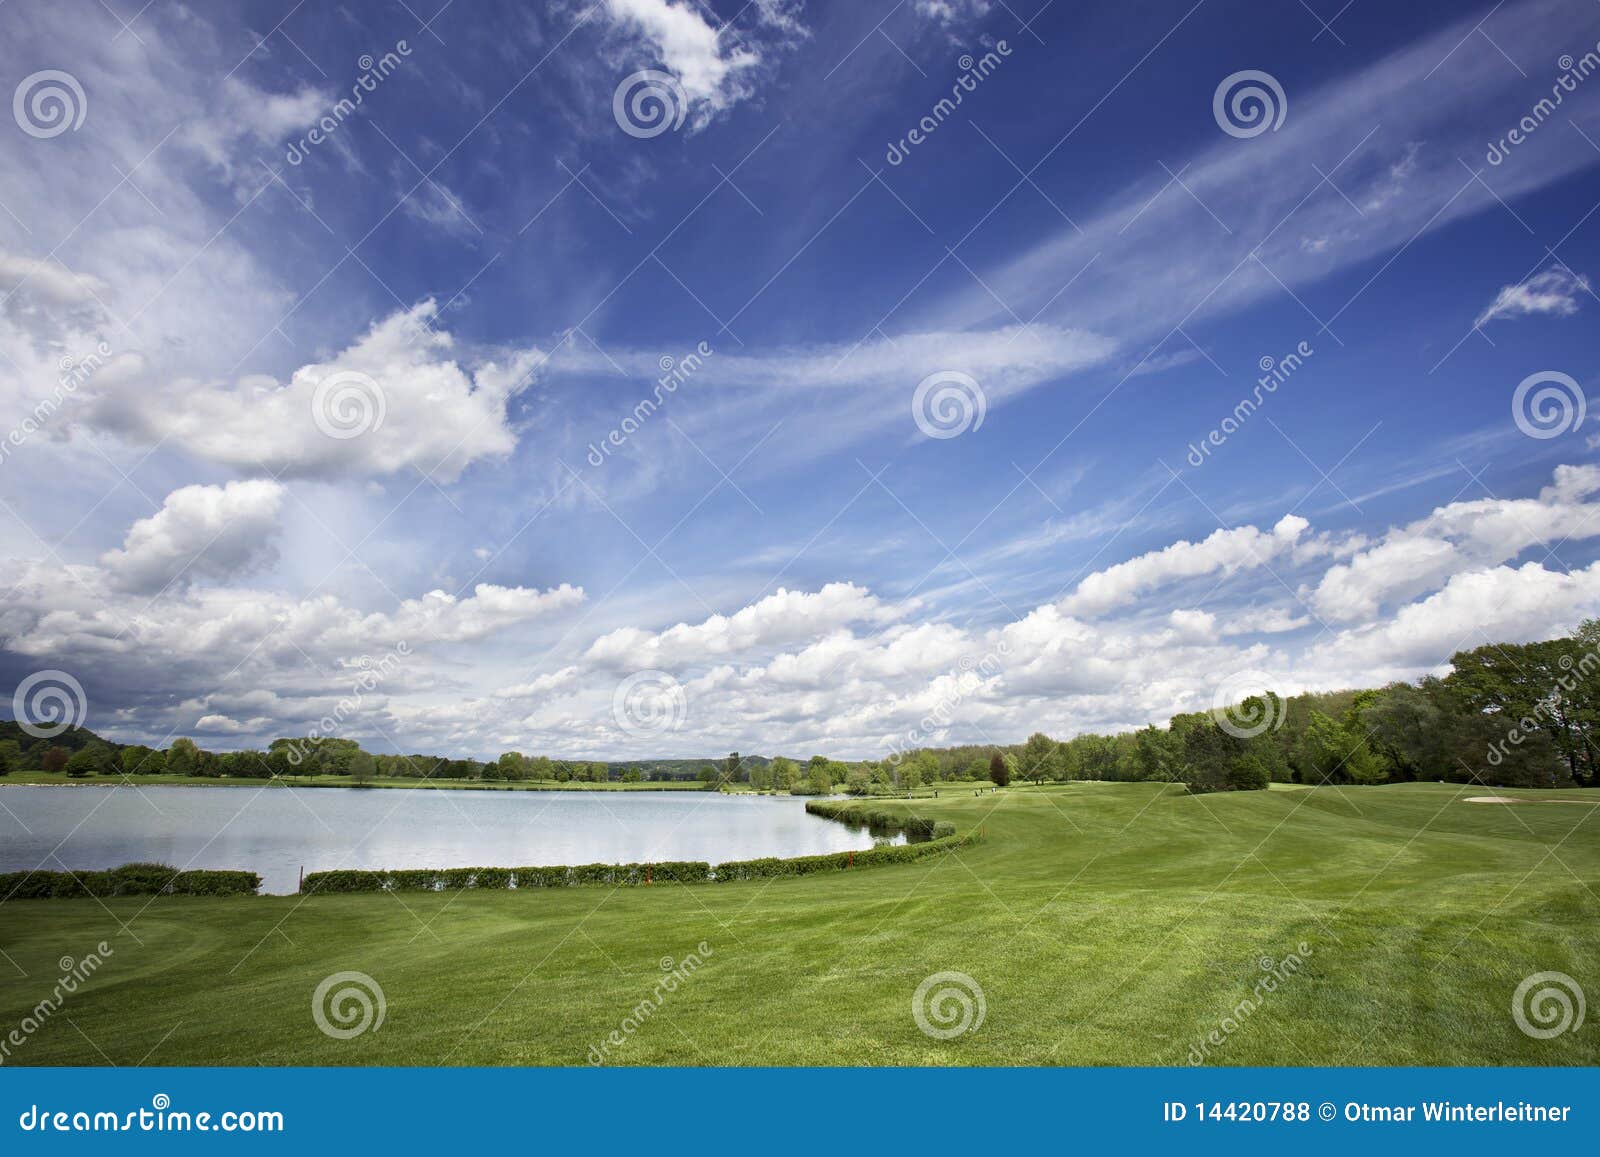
[1474,266,1591,326]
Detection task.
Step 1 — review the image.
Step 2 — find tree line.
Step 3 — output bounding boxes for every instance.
[5,620,1595,794]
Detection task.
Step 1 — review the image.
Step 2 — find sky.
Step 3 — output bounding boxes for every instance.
[0,0,1598,762]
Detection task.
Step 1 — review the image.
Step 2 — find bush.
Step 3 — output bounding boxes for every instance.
[712,832,976,881]
[0,863,260,899]
[300,860,715,894]
[803,800,941,841]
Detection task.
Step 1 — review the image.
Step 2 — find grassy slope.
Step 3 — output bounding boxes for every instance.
[1,783,1596,1066]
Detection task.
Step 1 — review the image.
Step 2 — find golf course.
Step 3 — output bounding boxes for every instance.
[2,781,1595,1066]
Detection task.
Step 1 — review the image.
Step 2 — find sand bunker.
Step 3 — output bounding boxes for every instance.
[1464,796,1594,805]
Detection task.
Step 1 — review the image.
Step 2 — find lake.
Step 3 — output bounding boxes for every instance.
[0,786,895,894]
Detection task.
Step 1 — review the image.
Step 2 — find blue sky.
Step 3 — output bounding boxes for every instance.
[1,0,1598,759]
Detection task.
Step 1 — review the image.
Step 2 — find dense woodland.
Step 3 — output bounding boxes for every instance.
[4,621,1597,795]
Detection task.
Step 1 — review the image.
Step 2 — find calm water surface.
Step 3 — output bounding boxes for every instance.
[0,786,890,894]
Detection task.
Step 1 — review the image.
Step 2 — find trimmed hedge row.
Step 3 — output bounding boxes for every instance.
[803,799,949,841]
[302,860,712,894]
[299,832,981,894]
[295,799,981,894]
[0,862,261,899]
[711,831,973,880]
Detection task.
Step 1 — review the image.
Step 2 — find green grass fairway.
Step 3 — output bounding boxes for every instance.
[2,783,1596,1066]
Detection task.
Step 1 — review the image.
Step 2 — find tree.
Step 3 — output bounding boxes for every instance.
[496,751,529,781]
[1294,712,1386,785]
[64,748,99,778]
[120,745,159,776]
[1020,732,1057,783]
[1445,633,1598,785]
[845,767,871,795]
[349,750,376,785]
[1178,718,1249,794]
[622,767,641,783]
[165,737,200,777]
[0,745,10,777]
[724,752,743,787]
[41,746,68,774]
[770,757,798,792]
[807,762,834,795]
[904,764,923,794]
[988,752,1010,787]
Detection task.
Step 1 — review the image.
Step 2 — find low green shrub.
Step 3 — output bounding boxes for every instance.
[301,860,715,894]
[0,863,260,899]
[710,832,973,881]
[803,800,941,841]
[295,803,982,894]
